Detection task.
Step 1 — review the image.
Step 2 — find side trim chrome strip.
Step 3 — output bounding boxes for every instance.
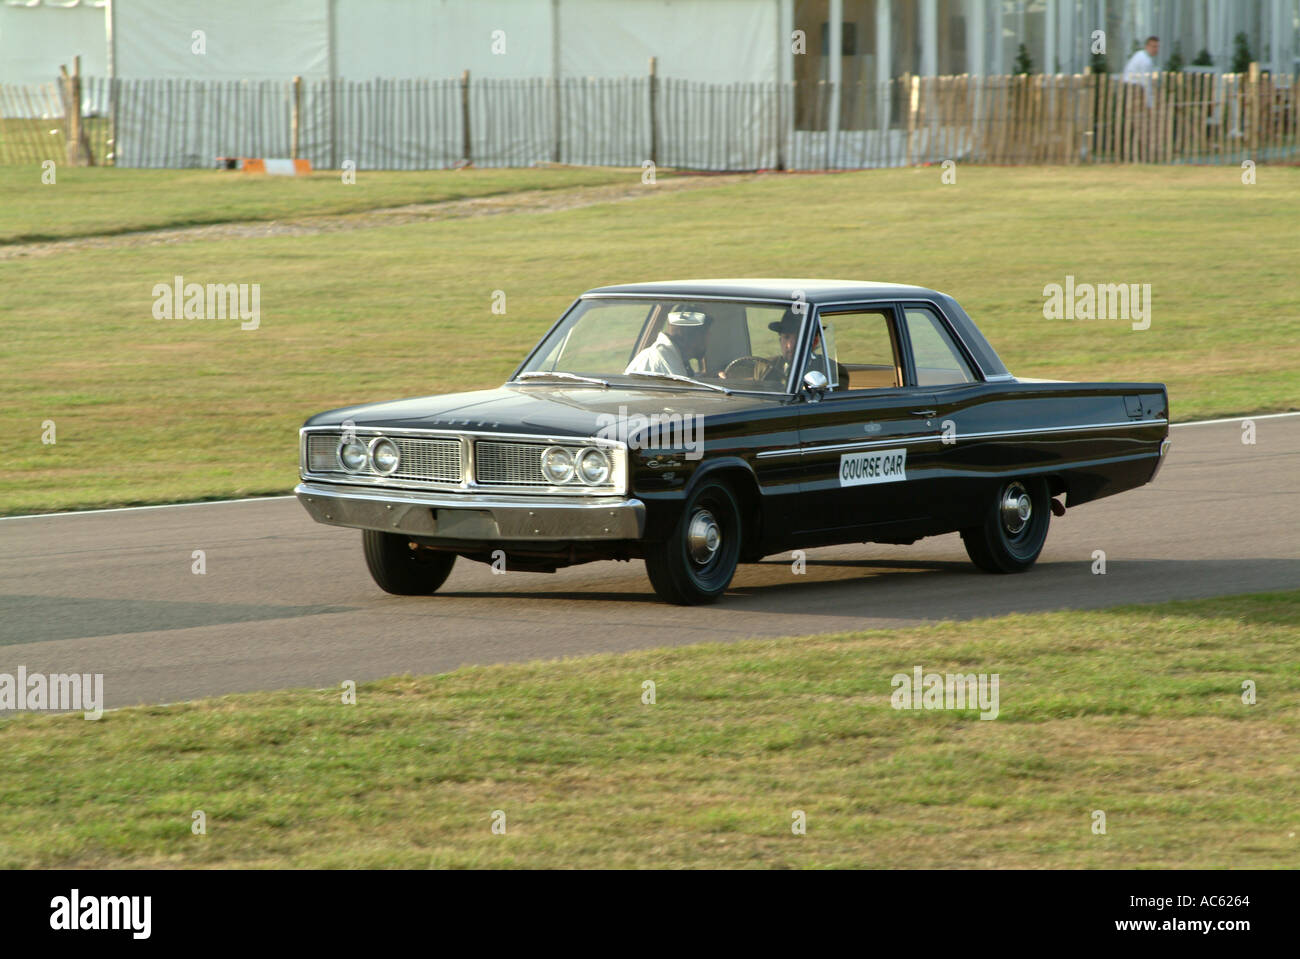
[754,418,1169,459]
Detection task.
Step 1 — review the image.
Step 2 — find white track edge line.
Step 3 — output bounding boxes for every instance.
[0,495,297,522]
[2,412,1296,522]
[1170,411,1300,428]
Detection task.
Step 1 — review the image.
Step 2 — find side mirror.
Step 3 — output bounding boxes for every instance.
[802,370,829,393]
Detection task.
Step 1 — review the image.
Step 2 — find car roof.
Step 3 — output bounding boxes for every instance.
[581,278,945,304]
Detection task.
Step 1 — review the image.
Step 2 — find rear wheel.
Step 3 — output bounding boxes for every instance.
[960,477,1050,573]
[362,530,456,595]
[644,480,742,605]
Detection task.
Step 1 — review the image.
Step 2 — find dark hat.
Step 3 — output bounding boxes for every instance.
[768,309,803,336]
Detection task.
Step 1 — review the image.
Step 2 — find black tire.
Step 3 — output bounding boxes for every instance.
[960,477,1051,573]
[644,480,742,605]
[362,530,457,595]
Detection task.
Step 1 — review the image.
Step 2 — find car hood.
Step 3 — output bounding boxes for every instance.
[303,384,787,439]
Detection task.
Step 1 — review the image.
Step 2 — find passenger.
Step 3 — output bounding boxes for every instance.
[625,310,712,377]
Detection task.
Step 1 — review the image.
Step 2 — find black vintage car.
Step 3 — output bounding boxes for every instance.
[297,280,1170,605]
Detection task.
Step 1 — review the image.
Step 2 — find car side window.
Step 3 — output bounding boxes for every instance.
[744,306,788,361]
[817,309,902,391]
[904,306,975,386]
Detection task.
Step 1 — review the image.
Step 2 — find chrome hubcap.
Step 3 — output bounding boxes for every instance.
[1000,483,1032,535]
[687,509,722,565]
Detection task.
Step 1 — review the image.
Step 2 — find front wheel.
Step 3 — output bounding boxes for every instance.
[960,477,1051,573]
[643,480,742,605]
[362,530,457,595]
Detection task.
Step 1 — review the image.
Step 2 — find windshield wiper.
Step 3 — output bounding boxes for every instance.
[622,371,732,395]
[514,371,609,387]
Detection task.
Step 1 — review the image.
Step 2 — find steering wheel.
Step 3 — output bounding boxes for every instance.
[722,355,776,381]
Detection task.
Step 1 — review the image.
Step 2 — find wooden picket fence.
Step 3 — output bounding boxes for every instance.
[902,67,1298,166]
[2,69,1295,169]
[0,64,109,167]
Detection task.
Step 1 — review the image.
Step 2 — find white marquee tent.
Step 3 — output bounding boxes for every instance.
[2,0,781,85]
[2,0,1294,88]
[0,0,109,85]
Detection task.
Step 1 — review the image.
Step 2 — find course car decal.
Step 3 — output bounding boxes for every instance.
[839,448,907,487]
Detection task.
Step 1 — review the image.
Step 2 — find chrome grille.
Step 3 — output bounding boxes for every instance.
[475,441,550,486]
[305,432,462,483]
[392,437,461,481]
[306,433,340,470]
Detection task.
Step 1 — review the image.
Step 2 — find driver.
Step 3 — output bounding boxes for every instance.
[625,309,711,377]
[763,311,848,388]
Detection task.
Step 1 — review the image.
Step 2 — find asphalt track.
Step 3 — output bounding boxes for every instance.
[2,415,1296,710]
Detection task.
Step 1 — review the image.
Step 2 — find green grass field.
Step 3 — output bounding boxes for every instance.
[1,164,1297,514]
[1,590,1295,869]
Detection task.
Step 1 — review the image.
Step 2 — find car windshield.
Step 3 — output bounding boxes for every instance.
[517,297,809,393]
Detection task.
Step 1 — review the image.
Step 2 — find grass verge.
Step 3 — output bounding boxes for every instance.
[1,589,1296,868]
[0,166,635,243]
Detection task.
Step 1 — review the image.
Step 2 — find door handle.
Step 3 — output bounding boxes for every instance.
[910,409,937,417]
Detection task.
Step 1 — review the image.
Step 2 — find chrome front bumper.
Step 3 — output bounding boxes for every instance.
[295,482,646,541]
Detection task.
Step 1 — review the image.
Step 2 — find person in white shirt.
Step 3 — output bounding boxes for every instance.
[625,310,711,377]
[1123,36,1160,108]
[1121,36,1160,160]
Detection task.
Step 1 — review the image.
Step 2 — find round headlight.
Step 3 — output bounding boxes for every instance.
[369,437,400,475]
[576,447,611,485]
[338,437,368,472]
[540,446,575,484]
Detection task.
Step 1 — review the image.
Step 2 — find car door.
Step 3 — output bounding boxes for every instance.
[896,301,992,527]
[794,302,941,535]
